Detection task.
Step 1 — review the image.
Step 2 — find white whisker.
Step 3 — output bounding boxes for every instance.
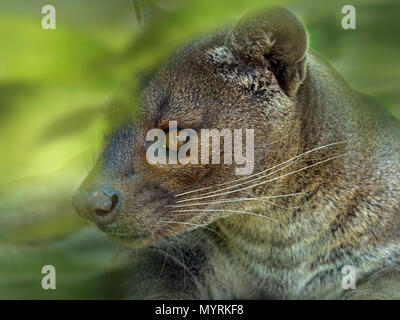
[174,153,348,203]
[170,209,281,224]
[166,192,305,208]
[174,140,347,197]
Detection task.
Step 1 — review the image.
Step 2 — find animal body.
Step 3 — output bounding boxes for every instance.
[73,7,400,299]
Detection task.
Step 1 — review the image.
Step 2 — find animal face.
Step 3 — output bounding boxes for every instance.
[72,7,308,247]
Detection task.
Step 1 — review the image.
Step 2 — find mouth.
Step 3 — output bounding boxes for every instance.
[106,231,154,248]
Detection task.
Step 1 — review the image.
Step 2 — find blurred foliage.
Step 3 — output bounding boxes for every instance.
[0,0,398,299]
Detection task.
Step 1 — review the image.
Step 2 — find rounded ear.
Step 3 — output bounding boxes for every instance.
[226,7,308,96]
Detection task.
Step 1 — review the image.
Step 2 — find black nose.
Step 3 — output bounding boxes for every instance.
[72,188,120,225]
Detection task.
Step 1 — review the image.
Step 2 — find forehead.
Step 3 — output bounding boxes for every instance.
[142,35,233,112]
[139,31,279,125]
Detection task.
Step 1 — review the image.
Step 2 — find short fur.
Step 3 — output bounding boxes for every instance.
[75,7,400,299]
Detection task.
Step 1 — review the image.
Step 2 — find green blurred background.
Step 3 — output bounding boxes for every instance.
[0,0,399,299]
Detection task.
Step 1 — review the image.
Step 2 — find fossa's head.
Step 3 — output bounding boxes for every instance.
[73,7,308,247]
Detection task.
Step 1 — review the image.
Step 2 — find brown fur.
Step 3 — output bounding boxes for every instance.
[74,7,400,299]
